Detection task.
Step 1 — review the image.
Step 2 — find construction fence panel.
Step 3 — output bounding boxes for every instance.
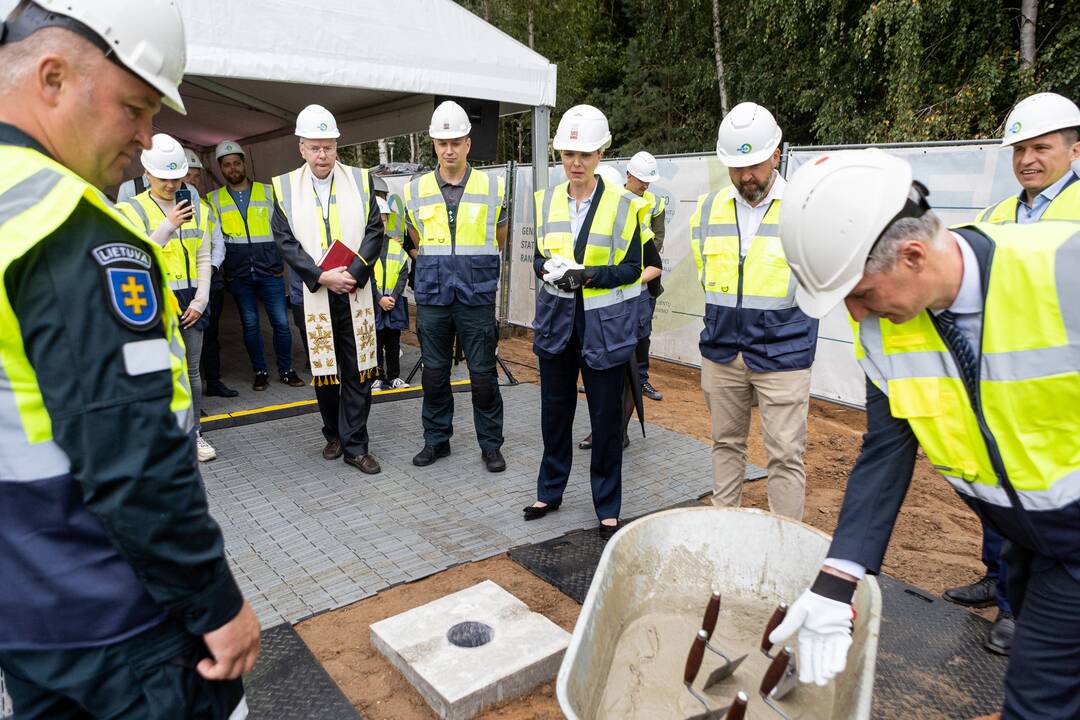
[508,141,1014,408]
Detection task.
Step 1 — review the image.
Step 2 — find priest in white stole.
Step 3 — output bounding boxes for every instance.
[272,104,383,475]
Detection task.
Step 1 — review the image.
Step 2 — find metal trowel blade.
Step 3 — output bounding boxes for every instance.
[702,653,748,690]
[685,703,730,720]
[771,659,798,700]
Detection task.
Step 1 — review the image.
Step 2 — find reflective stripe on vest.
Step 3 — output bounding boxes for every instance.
[690,190,795,311]
[376,238,408,292]
[854,221,1080,513]
[643,189,667,218]
[209,182,274,245]
[535,180,645,311]
[116,191,209,292]
[272,165,369,251]
[0,145,193,647]
[404,169,504,256]
[976,175,1080,224]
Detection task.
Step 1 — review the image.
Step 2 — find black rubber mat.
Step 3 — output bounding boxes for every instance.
[509,527,1008,719]
[246,623,361,720]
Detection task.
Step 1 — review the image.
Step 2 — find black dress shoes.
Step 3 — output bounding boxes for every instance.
[985,611,1014,655]
[412,442,451,467]
[523,502,561,521]
[943,575,997,608]
[204,381,238,398]
[578,434,630,450]
[482,448,506,472]
[344,454,381,475]
[321,439,343,460]
[599,520,621,538]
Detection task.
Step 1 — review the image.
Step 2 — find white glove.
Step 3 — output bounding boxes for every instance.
[542,257,583,284]
[768,588,854,686]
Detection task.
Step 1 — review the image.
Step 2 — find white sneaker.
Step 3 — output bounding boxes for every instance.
[390,378,410,389]
[196,433,217,462]
[371,379,384,391]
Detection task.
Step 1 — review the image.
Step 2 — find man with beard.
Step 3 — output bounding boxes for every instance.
[689,102,818,520]
[210,140,304,393]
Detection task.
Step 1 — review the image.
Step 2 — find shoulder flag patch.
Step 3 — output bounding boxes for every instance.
[91,243,161,331]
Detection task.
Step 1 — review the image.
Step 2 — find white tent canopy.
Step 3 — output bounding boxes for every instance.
[1,0,557,181]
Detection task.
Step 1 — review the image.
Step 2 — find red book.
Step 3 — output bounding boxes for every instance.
[317,240,358,270]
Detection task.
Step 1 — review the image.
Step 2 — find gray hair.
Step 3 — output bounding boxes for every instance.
[865,209,943,274]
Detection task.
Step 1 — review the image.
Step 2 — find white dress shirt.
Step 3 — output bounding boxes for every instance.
[728,172,786,256]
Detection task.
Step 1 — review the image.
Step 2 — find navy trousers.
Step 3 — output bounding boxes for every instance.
[536,329,625,521]
[1001,549,1080,719]
[982,523,1013,614]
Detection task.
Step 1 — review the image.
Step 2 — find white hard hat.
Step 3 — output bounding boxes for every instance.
[596,164,624,187]
[2,0,188,114]
[184,148,203,170]
[376,196,391,214]
[627,151,660,182]
[553,105,612,153]
[141,133,188,180]
[215,140,245,161]
[780,149,921,319]
[429,101,471,140]
[716,102,782,168]
[1001,92,1080,146]
[295,104,340,139]
[372,175,389,193]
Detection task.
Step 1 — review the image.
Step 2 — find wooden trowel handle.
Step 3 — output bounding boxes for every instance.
[760,647,792,697]
[760,602,788,654]
[725,691,749,719]
[685,629,709,685]
[703,591,722,640]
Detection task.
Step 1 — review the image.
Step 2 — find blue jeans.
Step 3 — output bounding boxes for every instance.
[229,273,292,374]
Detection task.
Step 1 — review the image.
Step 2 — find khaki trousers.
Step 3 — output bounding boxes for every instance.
[701,353,811,519]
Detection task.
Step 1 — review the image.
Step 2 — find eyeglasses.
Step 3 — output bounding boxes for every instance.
[304,144,337,157]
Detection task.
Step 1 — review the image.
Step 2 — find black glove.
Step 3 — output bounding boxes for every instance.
[553,268,591,292]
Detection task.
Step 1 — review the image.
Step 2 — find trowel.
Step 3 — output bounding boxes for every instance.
[759,603,798,700]
[683,629,748,720]
[699,591,748,690]
[759,647,801,720]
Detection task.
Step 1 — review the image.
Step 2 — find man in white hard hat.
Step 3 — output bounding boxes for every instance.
[404,100,509,473]
[940,91,1080,655]
[209,139,303,395]
[183,147,205,193]
[0,1,258,716]
[272,104,384,475]
[768,148,1080,719]
[626,150,667,401]
[690,102,818,520]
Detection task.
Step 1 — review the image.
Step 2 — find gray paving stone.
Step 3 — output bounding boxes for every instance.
[198,382,764,627]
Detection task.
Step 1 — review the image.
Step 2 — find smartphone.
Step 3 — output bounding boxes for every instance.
[174,188,192,207]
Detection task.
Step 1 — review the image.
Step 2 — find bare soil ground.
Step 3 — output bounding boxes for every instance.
[296,330,991,719]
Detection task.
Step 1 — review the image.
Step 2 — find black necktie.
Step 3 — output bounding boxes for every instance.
[936,310,979,392]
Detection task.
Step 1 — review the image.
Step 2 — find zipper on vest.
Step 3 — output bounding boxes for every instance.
[734,205,745,336]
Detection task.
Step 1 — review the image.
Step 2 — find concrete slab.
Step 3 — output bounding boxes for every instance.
[370,580,570,720]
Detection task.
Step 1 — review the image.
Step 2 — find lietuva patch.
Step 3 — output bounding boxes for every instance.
[91,242,160,331]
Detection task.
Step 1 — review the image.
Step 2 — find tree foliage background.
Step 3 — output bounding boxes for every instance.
[358,0,1077,165]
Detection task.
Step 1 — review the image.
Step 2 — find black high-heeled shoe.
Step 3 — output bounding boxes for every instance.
[523,501,561,521]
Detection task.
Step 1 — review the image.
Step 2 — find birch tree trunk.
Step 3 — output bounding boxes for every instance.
[711,0,730,115]
[377,139,389,165]
[1019,0,1037,69]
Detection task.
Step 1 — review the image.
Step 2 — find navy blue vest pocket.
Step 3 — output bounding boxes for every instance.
[635,293,654,340]
[761,309,816,358]
[533,287,573,356]
[582,301,636,369]
[413,256,441,304]
[468,255,501,302]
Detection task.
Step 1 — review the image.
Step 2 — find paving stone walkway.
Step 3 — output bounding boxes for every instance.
[200,382,763,627]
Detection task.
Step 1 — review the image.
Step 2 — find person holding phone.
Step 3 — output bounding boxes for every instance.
[117,133,217,463]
